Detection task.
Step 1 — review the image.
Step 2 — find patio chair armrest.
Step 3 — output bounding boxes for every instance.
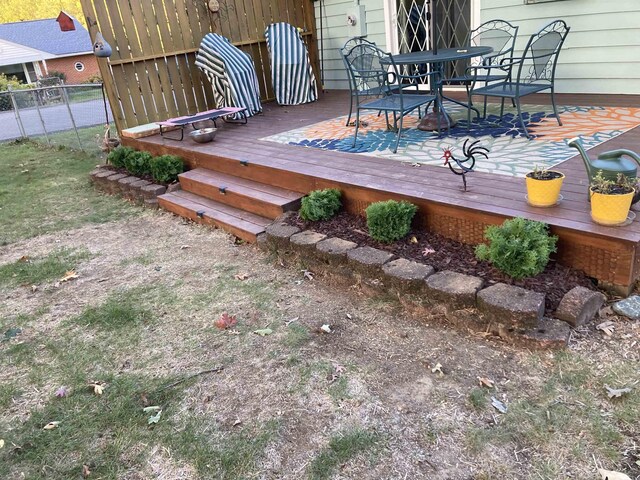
[465,59,519,77]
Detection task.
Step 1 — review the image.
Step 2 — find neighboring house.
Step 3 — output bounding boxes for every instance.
[0,12,99,84]
[314,0,640,95]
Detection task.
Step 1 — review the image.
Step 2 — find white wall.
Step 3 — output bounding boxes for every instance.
[0,38,51,67]
[314,0,388,90]
[480,0,640,94]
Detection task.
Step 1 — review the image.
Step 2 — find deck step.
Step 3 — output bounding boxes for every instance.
[158,190,271,243]
[178,168,302,219]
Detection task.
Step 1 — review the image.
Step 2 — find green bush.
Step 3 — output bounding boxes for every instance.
[107,146,134,169]
[149,155,184,184]
[475,217,558,279]
[124,151,153,177]
[300,188,342,221]
[365,200,418,243]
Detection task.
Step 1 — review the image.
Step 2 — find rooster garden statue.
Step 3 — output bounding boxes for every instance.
[442,139,489,192]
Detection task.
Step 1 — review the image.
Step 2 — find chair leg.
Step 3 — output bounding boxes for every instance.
[511,98,516,108]
[550,87,562,126]
[499,98,506,121]
[393,113,404,154]
[346,95,354,127]
[515,97,530,139]
[353,109,361,147]
[483,96,488,119]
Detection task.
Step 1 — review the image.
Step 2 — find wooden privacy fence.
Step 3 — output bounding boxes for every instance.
[79,0,320,131]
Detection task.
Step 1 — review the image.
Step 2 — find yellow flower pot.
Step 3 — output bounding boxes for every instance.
[526,171,565,207]
[590,188,634,226]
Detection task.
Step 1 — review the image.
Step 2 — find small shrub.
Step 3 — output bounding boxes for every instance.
[300,188,342,221]
[83,73,103,84]
[124,150,153,177]
[107,146,134,169]
[149,155,184,184]
[475,217,557,279]
[365,200,417,243]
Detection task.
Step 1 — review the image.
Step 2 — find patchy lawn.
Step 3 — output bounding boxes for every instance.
[0,142,639,480]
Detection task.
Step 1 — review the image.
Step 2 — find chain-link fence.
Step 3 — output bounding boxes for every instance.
[0,83,115,156]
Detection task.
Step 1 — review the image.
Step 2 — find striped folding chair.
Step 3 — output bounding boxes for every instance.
[195,33,262,119]
[265,22,318,105]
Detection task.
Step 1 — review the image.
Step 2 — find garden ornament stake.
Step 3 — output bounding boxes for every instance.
[568,137,640,203]
[442,139,488,192]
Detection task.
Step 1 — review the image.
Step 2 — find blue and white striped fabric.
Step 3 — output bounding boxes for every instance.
[265,23,318,105]
[195,33,262,118]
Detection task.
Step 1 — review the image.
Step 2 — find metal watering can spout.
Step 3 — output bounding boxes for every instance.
[567,137,594,178]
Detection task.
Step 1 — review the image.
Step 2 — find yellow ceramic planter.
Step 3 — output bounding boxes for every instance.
[525,171,565,207]
[590,188,634,226]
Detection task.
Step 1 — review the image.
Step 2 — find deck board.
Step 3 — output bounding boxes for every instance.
[127,90,640,289]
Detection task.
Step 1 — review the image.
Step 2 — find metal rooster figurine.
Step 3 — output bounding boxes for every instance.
[442,139,489,192]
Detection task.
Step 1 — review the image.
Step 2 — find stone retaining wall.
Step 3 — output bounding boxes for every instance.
[89,166,175,208]
[260,216,606,349]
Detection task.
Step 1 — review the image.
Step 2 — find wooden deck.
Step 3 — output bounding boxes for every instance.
[124,90,640,292]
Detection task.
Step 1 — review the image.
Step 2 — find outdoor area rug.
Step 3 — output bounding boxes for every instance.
[262,103,640,177]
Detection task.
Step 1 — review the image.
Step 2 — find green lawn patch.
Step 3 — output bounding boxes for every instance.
[309,428,382,480]
[0,140,137,245]
[0,248,90,287]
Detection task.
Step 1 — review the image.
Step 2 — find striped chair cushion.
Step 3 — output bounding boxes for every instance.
[265,22,318,106]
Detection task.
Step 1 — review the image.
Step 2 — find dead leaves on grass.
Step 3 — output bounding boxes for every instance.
[597,321,615,336]
[43,421,60,430]
[214,312,238,330]
[88,381,106,395]
[605,385,633,399]
[253,328,273,336]
[143,406,163,425]
[82,464,91,478]
[477,376,495,389]
[598,469,632,480]
[60,270,79,283]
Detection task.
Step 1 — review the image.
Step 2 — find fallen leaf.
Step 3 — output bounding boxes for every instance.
[89,381,105,395]
[422,247,435,256]
[82,464,91,478]
[55,386,69,398]
[285,317,299,326]
[232,418,242,427]
[491,397,508,414]
[597,321,615,336]
[43,421,60,430]
[409,236,418,244]
[31,285,38,292]
[605,385,632,399]
[228,329,241,335]
[334,364,346,374]
[214,312,238,330]
[148,410,162,425]
[478,377,495,388]
[234,273,249,281]
[0,439,4,449]
[346,313,353,320]
[598,468,632,480]
[320,324,332,334]
[253,328,273,336]
[179,245,191,250]
[60,270,79,283]
[18,255,30,263]
[302,270,314,281]
[142,406,161,413]
[431,363,443,375]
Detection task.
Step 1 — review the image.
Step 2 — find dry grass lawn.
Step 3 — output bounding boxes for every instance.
[0,141,639,479]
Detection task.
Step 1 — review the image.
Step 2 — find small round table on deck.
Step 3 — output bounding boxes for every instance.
[389,46,494,131]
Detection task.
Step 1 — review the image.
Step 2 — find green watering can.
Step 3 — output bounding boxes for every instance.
[568,137,640,203]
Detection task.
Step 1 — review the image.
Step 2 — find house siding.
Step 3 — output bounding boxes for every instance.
[314,0,640,94]
[480,0,640,94]
[314,0,387,91]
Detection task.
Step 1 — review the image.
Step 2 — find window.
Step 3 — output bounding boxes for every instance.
[74,62,85,72]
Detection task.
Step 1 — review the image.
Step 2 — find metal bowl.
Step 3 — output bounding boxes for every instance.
[189,127,217,143]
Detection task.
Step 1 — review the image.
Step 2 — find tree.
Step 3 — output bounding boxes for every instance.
[0,0,84,26]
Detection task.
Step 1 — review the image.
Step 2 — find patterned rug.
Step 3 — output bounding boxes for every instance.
[262,103,640,177]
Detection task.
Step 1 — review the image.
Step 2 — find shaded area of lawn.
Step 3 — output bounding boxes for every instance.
[0,140,136,245]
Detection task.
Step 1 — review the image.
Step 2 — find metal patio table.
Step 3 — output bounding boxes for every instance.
[388,46,494,131]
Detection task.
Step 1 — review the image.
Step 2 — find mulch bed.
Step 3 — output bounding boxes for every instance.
[100,164,171,186]
[288,212,598,314]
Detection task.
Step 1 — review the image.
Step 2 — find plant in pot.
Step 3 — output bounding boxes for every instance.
[589,171,636,226]
[525,165,565,207]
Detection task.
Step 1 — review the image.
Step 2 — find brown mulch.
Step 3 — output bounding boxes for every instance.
[288,212,598,314]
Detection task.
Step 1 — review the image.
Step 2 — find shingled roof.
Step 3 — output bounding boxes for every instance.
[0,14,92,57]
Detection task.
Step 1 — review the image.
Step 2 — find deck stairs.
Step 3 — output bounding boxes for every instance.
[158,168,303,242]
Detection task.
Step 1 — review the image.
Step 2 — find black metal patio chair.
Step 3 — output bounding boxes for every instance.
[342,42,443,153]
[444,19,519,119]
[466,20,570,139]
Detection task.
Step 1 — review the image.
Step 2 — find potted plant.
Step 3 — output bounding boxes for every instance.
[590,171,636,226]
[525,166,565,207]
